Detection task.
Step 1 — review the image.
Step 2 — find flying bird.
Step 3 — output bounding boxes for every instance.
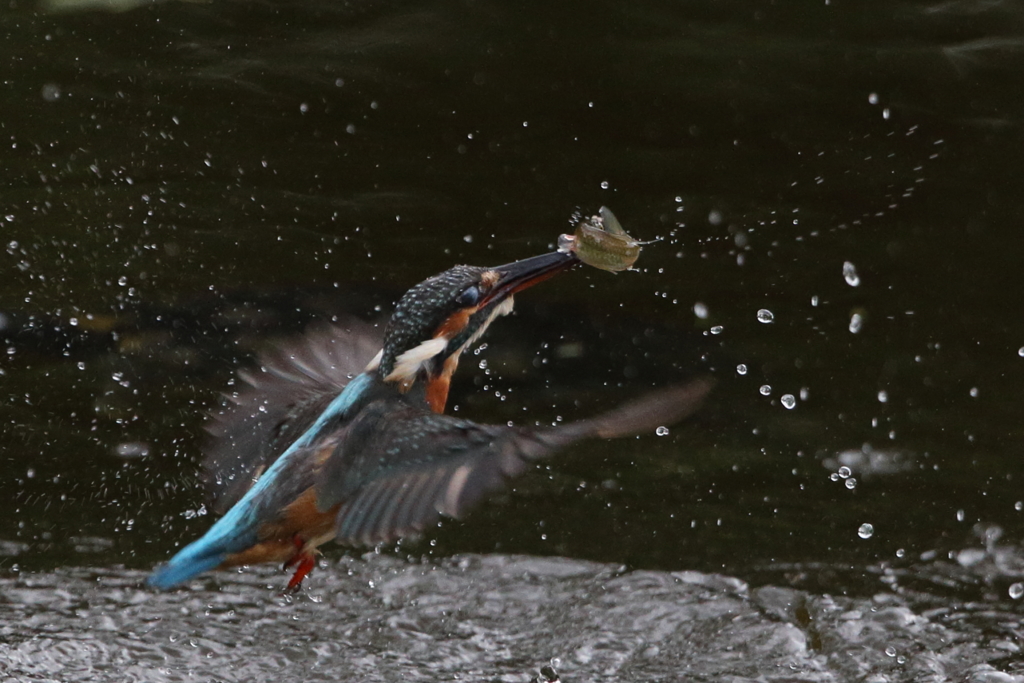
[148,249,710,590]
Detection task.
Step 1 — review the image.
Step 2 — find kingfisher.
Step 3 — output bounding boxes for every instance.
[148,249,711,590]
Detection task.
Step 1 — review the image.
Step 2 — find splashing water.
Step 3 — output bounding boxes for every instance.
[843,261,860,287]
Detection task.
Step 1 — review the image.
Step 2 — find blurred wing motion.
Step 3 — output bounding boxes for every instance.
[316,378,715,547]
[152,371,712,589]
[203,321,383,513]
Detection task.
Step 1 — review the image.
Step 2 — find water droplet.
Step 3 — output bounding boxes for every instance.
[655,426,670,436]
[693,302,709,319]
[41,83,61,102]
[708,209,723,226]
[756,309,774,324]
[463,234,473,243]
[117,276,128,286]
[810,295,819,307]
[1018,346,1024,358]
[849,312,863,333]
[956,509,965,522]
[877,390,888,403]
[1016,501,1023,511]
[736,364,748,375]
[781,394,796,410]
[969,387,979,398]
[759,384,771,396]
[845,478,857,490]
[600,181,610,189]
[868,93,879,105]
[842,261,860,287]
[857,523,874,539]
[799,387,810,401]
[710,325,724,335]
[838,466,852,479]
[885,646,897,657]
[1010,583,1024,599]
[113,442,151,459]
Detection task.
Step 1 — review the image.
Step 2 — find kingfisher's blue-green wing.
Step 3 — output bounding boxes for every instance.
[316,379,713,547]
[313,401,544,547]
[203,321,382,513]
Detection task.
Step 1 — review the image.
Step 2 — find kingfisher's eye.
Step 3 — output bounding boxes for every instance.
[455,285,481,307]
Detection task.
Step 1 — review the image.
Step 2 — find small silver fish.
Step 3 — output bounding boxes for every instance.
[558,207,641,272]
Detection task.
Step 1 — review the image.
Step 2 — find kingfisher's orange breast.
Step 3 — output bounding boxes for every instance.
[222,487,340,568]
[424,352,461,414]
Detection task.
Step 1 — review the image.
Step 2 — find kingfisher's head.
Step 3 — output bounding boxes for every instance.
[367,250,577,410]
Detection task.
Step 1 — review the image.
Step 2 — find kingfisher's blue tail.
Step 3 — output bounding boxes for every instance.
[147,546,227,590]
[148,373,375,589]
[147,513,259,589]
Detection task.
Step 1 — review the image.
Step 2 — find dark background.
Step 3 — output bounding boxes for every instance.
[2,0,1024,599]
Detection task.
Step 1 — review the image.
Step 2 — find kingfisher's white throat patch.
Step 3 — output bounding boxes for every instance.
[385,336,448,385]
[466,296,514,348]
[383,295,516,388]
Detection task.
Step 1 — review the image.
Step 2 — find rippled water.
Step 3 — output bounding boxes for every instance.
[4,553,1024,681]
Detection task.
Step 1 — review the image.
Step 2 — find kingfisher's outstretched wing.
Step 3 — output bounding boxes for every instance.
[203,321,383,513]
[316,379,714,547]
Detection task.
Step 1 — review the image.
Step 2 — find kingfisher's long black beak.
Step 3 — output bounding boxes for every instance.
[481,250,579,307]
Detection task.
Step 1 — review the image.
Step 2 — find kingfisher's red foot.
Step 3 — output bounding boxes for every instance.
[283,536,316,591]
